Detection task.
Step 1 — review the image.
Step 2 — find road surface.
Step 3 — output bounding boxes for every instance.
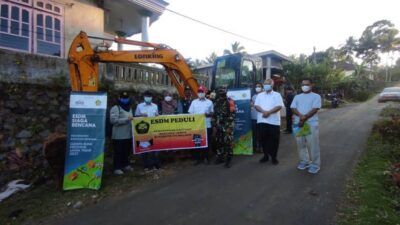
[52,95,385,225]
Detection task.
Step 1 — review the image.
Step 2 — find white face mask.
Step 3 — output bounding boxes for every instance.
[301,85,311,92]
[164,96,172,102]
[144,97,152,103]
[255,87,262,93]
[198,93,205,99]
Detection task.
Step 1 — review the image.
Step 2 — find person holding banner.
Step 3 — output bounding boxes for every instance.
[135,91,161,171]
[110,92,134,175]
[255,79,284,165]
[188,86,214,165]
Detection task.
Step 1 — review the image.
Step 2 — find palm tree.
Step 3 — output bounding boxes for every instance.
[205,52,218,64]
[223,41,246,55]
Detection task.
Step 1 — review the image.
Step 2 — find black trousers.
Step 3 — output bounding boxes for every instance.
[286,107,293,132]
[252,119,260,150]
[258,123,280,159]
[194,128,212,161]
[113,139,132,170]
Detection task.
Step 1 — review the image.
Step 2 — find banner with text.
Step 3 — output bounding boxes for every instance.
[63,92,107,191]
[227,89,253,155]
[132,114,207,154]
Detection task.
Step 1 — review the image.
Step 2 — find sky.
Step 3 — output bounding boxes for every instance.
[129,0,400,64]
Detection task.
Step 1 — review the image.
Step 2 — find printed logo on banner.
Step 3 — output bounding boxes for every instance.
[75,100,84,106]
[95,99,102,106]
[135,121,150,134]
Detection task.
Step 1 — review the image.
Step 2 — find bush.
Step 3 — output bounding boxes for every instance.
[372,118,400,144]
[349,90,371,101]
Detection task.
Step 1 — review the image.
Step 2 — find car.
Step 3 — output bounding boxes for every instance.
[378,87,400,103]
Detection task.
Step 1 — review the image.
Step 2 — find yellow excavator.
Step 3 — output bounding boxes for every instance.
[68,31,199,97]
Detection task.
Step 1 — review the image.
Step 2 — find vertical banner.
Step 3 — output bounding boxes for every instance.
[63,92,107,190]
[227,89,253,155]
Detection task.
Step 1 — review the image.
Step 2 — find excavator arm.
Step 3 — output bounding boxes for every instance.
[68,31,198,97]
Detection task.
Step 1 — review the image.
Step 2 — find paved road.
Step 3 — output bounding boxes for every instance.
[55,95,385,225]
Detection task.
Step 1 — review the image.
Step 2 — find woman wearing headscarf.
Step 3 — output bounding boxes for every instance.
[110,92,134,175]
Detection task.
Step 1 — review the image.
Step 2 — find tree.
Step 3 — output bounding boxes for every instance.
[223,41,246,55]
[205,52,218,64]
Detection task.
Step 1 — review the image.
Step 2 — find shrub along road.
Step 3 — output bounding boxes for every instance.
[49,95,386,225]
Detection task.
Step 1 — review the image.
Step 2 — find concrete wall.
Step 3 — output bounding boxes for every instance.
[61,0,105,58]
[0,49,69,84]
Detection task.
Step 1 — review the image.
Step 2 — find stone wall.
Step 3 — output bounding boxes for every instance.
[0,81,175,186]
[0,82,69,185]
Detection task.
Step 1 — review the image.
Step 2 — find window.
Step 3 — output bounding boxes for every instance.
[0,0,63,56]
[240,60,254,88]
[34,11,62,56]
[0,1,31,52]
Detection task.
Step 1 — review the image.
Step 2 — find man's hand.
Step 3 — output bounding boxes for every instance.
[226,127,233,134]
[300,115,307,122]
[128,116,134,121]
[262,110,271,118]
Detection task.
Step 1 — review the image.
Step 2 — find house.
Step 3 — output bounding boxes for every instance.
[0,0,168,58]
[253,50,291,80]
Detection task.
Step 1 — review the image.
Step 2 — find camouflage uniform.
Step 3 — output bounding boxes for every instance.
[213,91,235,167]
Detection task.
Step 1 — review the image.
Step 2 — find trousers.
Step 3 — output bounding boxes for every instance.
[258,123,280,159]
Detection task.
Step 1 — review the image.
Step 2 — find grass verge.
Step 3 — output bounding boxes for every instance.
[338,104,400,225]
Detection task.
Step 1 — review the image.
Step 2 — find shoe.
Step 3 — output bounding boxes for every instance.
[259,156,269,163]
[214,157,224,165]
[224,156,232,168]
[114,169,124,175]
[124,166,134,172]
[204,158,210,165]
[194,160,202,166]
[297,162,310,170]
[308,165,320,174]
[272,158,279,165]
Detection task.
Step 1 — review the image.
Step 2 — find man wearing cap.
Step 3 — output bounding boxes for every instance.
[178,86,193,114]
[213,86,235,168]
[110,92,134,175]
[188,86,214,165]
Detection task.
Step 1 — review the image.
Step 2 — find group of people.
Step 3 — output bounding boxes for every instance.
[251,78,322,174]
[109,85,235,175]
[109,77,322,176]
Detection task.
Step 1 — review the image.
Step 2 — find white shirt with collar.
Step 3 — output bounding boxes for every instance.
[255,90,284,126]
[188,98,214,128]
[135,102,158,117]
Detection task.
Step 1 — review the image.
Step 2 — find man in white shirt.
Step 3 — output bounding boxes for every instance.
[290,78,322,174]
[135,91,160,171]
[255,79,284,165]
[188,86,214,165]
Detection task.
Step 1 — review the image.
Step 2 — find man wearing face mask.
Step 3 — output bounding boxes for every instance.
[255,79,284,165]
[188,86,214,165]
[251,82,263,153]
[110,92,134,175]
[161,91,178,115]
[135,91,161,171]
[178,86,193,114]
[213,86,235,168]
[290,78,322,174]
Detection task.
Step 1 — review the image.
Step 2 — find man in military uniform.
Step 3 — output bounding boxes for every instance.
[213,87,235,168]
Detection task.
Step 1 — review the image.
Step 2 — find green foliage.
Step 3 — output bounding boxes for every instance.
[338,107,400,225]
[223,41,246,55]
